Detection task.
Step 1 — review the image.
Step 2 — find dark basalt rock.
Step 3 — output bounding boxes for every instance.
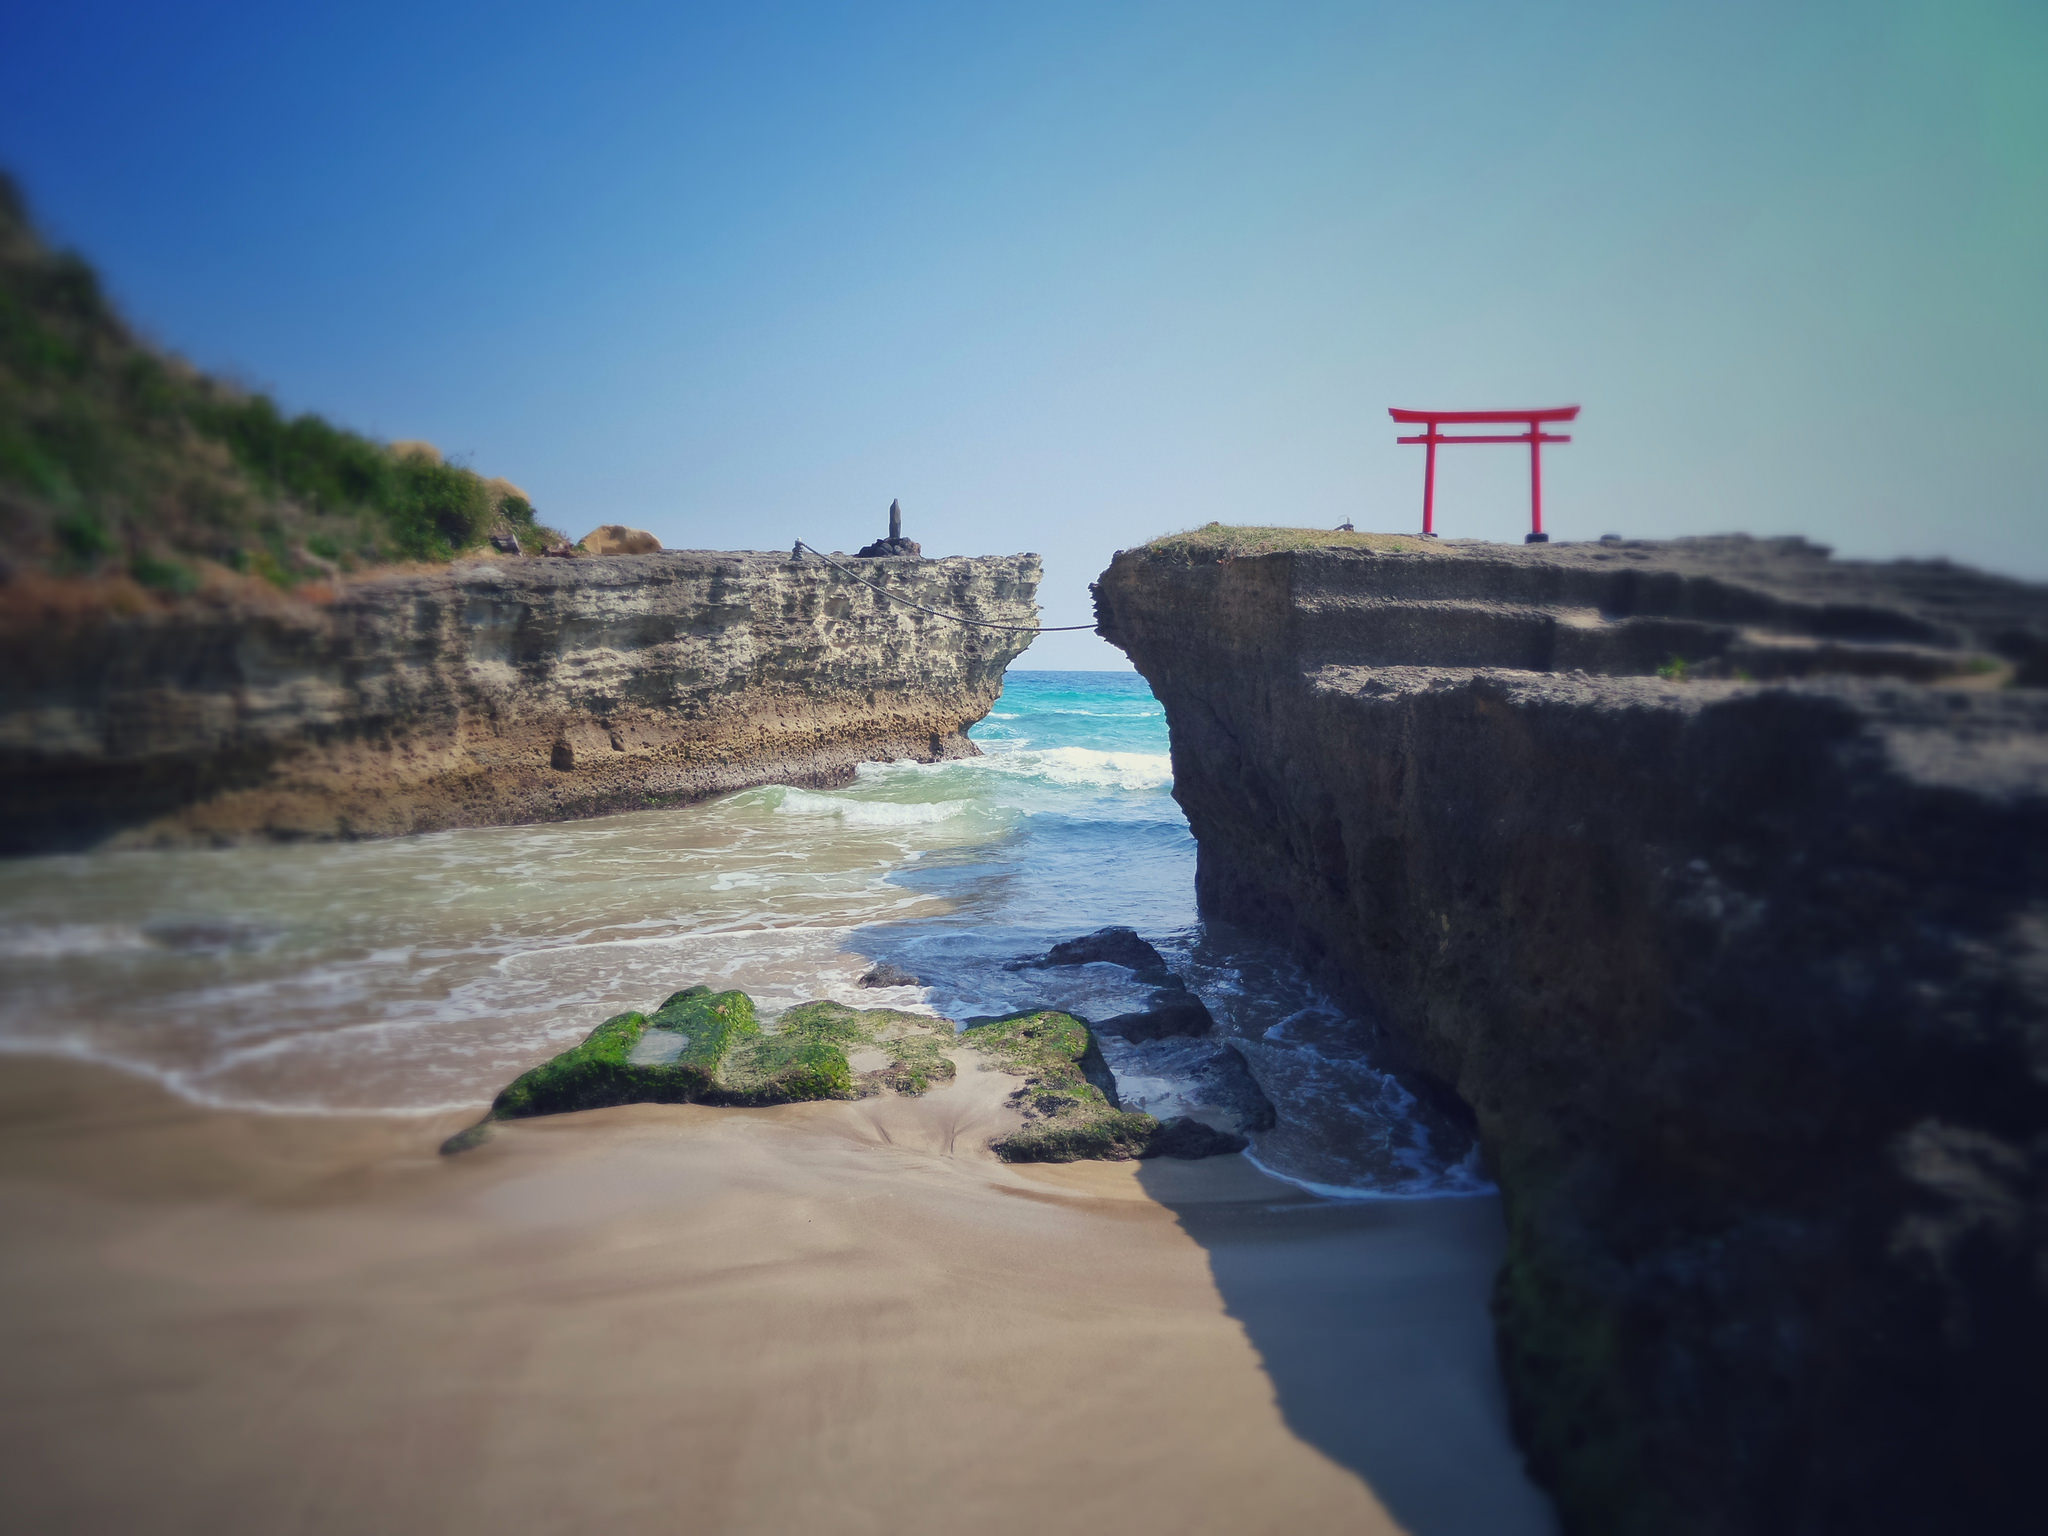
[1096,990,1215,1040]
[1096,529,2048,1536]
[857,962,921,988]
[1018,926,1172,976]
[854,537,922,558]
[1146,1116,1249,1159]
[1192,1043,1277,1133]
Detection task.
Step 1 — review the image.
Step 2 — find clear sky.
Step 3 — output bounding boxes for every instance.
[5,0,2042,667]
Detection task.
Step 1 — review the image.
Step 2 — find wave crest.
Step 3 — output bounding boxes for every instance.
[976,746,1173,792]
[774,788,973,826]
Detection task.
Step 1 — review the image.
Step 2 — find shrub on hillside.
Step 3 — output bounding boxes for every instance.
[0,169,562,585]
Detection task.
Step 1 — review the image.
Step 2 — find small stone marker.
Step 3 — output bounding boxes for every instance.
[856,498,921,558]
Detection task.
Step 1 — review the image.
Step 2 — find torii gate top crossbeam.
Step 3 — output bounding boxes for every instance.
[1389,406,1580,425]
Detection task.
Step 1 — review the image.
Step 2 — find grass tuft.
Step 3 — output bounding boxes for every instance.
[1136,524,1429,562]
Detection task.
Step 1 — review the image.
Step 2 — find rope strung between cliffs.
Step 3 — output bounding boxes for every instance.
[790,540,1096,633]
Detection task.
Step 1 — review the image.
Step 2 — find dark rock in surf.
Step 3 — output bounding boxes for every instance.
[1096,991,1215,1041]
[858,962,921,988]
[1192,1043,1276,1133]
[1017,926,1172,977]
[1147,1116,1249,1159]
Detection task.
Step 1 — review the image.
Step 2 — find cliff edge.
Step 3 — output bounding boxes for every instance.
[1095,529,2047,1535]
[0,548,1039,850]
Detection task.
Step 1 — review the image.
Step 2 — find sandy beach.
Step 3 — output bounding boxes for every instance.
[0,1055,1552,1535]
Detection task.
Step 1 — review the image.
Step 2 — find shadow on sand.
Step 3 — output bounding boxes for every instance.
[1133,1158,1558,1536]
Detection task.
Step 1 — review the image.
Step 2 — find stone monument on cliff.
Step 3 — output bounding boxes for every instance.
[856,499,921,558]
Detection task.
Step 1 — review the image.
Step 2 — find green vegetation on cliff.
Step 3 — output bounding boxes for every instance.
[0,171,562,588]
[1141,523,1422,560]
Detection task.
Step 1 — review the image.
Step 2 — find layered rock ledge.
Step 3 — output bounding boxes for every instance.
[1094,529,2048,1535]
[0,549,1039,850]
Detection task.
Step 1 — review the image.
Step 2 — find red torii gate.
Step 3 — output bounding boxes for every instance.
[1389,405,1579,543]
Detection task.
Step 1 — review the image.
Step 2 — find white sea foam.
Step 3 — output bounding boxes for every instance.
[969,747,1173,792]
[774,787,973,825]
[1243,1145,1496,1201]
[0,922,154,961]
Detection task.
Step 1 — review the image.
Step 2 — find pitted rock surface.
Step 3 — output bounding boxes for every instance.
[0,548,1040,849]
[1096,529,2048,1536]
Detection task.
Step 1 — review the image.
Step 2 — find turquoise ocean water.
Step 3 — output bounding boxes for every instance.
[0,670,1482,1196]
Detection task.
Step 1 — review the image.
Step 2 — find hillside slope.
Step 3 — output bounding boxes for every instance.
[0,171,559,591]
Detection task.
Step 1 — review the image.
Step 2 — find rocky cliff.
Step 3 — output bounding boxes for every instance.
[1095,529,2048,1536]
[0,549,1039,850]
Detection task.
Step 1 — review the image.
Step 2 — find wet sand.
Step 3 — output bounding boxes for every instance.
[0,1056,1553,1535]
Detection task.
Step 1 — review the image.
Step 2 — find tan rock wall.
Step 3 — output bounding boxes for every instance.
[0,550,1040,848]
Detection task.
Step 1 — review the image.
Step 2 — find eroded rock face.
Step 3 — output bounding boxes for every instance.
[0,548,1040,849]
[1094,531,2048,1536]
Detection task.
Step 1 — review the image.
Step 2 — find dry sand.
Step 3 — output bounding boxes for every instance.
[0,1056,1554,1535]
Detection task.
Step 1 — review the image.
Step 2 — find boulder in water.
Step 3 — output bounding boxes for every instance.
[1016,926,1171,977]
[1096,990,1214,1041]
[1147,1116,1249,1159]
[858,962,921,989]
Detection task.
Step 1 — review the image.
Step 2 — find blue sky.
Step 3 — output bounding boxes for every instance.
[5,0,2043,667]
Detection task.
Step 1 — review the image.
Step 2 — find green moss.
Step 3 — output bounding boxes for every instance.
[718,1032,854,1104]
[128,552,198,594]
[438,1121,492,1155]
[488,1011,657,1118]
[775,1000,959,1095]
[647,987,760,1075]
[990,1111,1163,1163]
[451,991,1194,1168]
[1490,1151,1670,1536]
[774,999,875,1048]
[962,1008,1165,1163]
[872,1029,954,1094]
[960,1008,1102,1086]
[52,507,112,568]
[484,990,755,1123]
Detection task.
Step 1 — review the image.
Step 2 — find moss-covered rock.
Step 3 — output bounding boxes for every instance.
[717,1032,855,1105]
[444,989,1247,1165]
[775,1000,959,1096]
[482,987,760,1126]
[444,988,958,1151]
[959,1008,1251,1163]
[960,1009,1132,1162]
